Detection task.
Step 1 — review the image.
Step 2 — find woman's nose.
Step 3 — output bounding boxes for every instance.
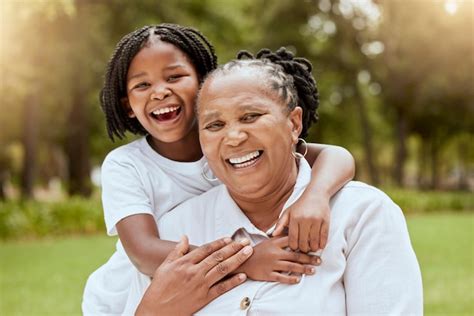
[224,126,248,147]
[150,84,171,101]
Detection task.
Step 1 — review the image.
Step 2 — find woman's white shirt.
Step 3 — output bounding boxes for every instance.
[82,137,218,315]
[124,159,423,315]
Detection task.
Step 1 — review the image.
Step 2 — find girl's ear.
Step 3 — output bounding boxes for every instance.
[121,97,136,118]
[288,106,303,144]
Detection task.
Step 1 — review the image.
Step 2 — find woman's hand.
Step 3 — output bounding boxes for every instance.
[136,236,253,316]
[273,191,330,253]
[237,236,320,284]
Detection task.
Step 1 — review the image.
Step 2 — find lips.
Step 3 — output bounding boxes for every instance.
[226,150,263,169]
[150,105,182,122]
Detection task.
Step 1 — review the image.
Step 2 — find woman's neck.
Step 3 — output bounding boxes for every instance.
[148,124,203,162]
[229,161,299,232]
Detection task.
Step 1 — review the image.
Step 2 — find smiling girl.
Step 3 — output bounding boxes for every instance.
[82,24,355,315]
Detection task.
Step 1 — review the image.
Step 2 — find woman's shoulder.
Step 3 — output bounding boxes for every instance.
[158,184,228,239]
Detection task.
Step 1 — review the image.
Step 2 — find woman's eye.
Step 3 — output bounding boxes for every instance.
[167,74,185,82]
[241,113,262,123]
[204,121,224,131]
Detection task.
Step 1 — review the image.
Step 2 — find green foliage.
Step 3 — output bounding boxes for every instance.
[0,190,472,240]
[1,213,472,315]
[0,198,104,240]
[385,188,474,214]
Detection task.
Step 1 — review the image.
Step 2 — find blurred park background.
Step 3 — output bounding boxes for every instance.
[0,0,473,315]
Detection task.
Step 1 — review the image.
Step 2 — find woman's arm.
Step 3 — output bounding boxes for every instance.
[137,236,252,316]
[273,143,355,253]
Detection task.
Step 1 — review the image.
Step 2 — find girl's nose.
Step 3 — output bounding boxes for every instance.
[150,84,171,101]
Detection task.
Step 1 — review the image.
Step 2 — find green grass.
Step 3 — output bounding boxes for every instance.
[407,213,474,315]
[1,213,473,315]
[0,235,116,316]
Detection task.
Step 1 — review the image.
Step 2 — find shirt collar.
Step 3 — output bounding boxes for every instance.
[215,159,312,239]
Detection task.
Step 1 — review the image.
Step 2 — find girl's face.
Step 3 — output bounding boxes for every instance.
[197,69,302,198]
[124,39,200,145]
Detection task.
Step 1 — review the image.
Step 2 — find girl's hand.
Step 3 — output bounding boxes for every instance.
[238,236,320,284]
[272,192,330,253]
[137,236,253,316]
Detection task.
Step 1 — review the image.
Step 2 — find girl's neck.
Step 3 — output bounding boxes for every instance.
[230,161,299,232]
[148,125,203,162]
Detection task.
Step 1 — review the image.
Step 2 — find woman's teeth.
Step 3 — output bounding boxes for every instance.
[228,150,261,168]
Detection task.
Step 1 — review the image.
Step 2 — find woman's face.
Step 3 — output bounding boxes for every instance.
[198,69,302,197]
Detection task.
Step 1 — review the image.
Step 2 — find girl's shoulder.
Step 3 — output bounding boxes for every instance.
[103,138,147,164]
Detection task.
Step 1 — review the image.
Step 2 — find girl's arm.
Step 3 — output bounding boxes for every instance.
[117,214,321,281]
[273,143,355,253]
[116,214,188,276]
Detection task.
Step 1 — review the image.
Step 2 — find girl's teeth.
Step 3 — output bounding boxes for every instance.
[229,151,260,164]
[152,106,179,115]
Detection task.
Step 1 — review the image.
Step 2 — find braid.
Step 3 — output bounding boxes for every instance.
[207,47,319,139]
[100,24,217,141]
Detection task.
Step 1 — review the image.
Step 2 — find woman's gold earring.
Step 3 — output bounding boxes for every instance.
[291,138,307,159]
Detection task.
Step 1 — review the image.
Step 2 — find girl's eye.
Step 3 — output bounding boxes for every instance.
[241,113,262,123]
[132,82,150,90]
[204,121,225,131]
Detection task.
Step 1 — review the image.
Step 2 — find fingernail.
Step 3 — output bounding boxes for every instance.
[223,237,232,243]
[238,273,247,281]
[243,246,253,255]
[295,277,301,283]
[308,267,315,274]
[240,238,250,245]
[316,257,322,265]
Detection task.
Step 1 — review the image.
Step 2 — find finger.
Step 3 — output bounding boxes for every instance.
[199,239,249,272]
[165,235,190,263]
[188,237,233,264]
[319,220,329,250]
[283,250,321,266]
[207,273,247,302]
[309,221,322,252]
[273,236,289,248]
[206,245,253,285]
[298,221,312,253]
[288,219,299,251]
[269,271,301,284]
[275,261,316,275]
[272,211,289,236]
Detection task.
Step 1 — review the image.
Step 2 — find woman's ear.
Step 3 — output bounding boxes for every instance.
[288,106,303,144]
[121,97,136,118]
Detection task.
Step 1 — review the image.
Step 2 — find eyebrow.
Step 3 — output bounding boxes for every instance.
[200,103,267,122]
[127,64,187,82]
[200,110,221,123]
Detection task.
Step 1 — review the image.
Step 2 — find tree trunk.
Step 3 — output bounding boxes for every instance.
[355,90,379,185]
[65,85,92,197]
[393,109,408,186]
[20,94,39,199]
[417,137,429,189]
[430,137,440,189]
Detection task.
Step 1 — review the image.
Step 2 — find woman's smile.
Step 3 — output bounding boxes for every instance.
[226,150,263,169]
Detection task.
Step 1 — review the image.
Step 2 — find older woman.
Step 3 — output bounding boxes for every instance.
[128,48,423,315]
